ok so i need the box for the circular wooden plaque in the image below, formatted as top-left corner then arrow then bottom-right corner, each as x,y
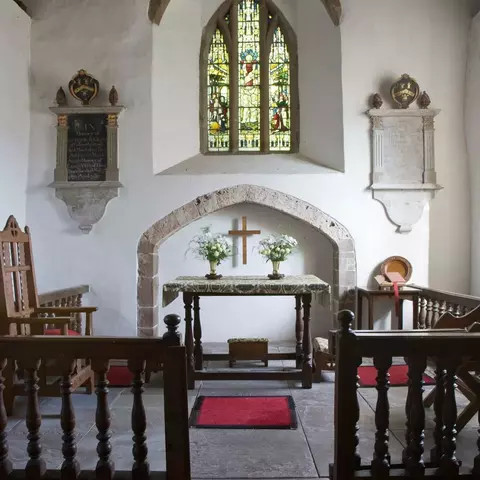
380,256 -> 412,282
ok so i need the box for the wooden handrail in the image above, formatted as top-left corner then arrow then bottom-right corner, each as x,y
0,321 -> 191,480
333,309 -> 480,480
38,285 -> 90,306
411,284 -> 480,310
408,285 -> 480,329
38,285 -> 91,334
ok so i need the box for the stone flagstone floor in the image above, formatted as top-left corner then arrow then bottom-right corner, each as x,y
5,343 -> 480,479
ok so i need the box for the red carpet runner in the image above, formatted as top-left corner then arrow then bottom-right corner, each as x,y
190,396 -> 297,429
358,364 -> 435,387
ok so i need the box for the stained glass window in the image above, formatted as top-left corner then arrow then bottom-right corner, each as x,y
202,0 -> 298,154
208,29 -> 230,152
238,0 -> 261,151
269,27 -> 290,151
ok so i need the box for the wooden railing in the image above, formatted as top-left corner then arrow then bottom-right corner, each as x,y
333,309 -> 480,480
0,319 -> 191,480
411,285 -> 480,329
38,285 -> 90,334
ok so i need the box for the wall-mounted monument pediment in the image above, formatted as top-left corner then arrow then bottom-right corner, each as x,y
49,71 -> 125,233
367,75 -> 442,234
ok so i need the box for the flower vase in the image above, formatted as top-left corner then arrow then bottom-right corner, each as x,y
268,260 -> 285,280
205,259 -> 222,280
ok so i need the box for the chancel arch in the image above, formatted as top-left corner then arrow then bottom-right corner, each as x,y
200,0 -> 299,154
137,184 -> 356,337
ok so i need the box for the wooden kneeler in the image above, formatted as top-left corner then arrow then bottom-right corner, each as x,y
0,215 -> 97,415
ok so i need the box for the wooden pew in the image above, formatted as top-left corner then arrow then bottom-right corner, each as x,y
331,309 -> 480,480
0,319 -> 191,480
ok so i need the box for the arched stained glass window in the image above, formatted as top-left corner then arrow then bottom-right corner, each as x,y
201,0 -> 298,154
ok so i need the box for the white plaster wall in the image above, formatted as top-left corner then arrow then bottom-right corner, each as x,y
424,0 -> 471,293
341,0 -> 471,295
152,0 -> 345,173
0,2 -> 31,225
24,0 -> 470,337
159,204 -> 333,341
466,11 -> 480,295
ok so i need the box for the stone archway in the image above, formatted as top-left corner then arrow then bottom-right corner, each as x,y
137,184 -> 356,336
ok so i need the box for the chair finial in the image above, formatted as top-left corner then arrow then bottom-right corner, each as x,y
4,215 -> 21,237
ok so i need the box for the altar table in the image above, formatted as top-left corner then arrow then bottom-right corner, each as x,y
163,275 -> 331,389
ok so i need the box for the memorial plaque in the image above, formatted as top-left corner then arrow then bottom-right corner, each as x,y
67,114 -> 107,181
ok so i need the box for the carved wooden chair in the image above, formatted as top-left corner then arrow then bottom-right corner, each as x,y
423,306 -> 480,433
0,215 -> 97,415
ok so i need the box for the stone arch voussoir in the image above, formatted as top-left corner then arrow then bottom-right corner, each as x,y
137,184 -> 356,336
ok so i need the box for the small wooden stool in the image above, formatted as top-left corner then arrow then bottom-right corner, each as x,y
228,338 -> 268,367
313,331 -> 336,382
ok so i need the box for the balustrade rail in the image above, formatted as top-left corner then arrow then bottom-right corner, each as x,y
411,285 -> 480,329
0,333 -> 190,480
38,285 -> 90,334
333,309 -> 480,480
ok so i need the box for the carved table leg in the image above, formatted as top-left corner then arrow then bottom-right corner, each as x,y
302,294 -> 313,389
357,292 -> 363,330
412,294 -> 419,330
193,295 -> 203,371
295,295 -> 303,369
368,296 -> 374,330
398,299 -> 404,330
184,293 -> 195,390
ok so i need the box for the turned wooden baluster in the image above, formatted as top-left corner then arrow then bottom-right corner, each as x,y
0,358 -> 12,478
439,300 -> 447,317
473,390 -> 480,476
405,355 -> 427,477
371,354 -> 392,477
60,358 -> 79,480
334,310 -> 361,480
128,358 -> 149,480
18,357 -> 46,479
418,296 -> 427,330
439,356 -> 460,477
431,362 -> 445,465
425,298 -> 433,329
93,360 -> 114,480
402,369 -> 412,464
432,300 -> 440,327
193,295 -> 203,371
75,294 -> 82,334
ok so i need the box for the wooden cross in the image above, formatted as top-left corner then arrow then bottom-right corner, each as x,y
228,216 -> 261,265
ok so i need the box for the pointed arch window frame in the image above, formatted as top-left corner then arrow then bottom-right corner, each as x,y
200,0 -> 299,155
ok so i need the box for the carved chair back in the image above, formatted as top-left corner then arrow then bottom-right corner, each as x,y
0,216 -> 40,333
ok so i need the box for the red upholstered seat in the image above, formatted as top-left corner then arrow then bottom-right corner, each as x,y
44,329 -> 81,336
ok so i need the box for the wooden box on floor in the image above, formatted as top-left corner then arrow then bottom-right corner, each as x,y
313,330 -> 336,382
228,338 -> 269,367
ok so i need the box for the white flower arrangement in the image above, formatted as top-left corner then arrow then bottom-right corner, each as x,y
190,226 -> 232,265
258,234 -> 298,262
